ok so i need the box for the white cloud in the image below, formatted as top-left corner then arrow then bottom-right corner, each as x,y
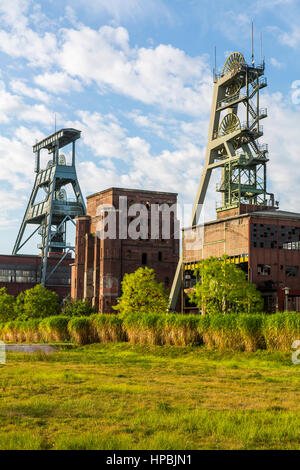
56,25 -> 211,114
34,72 -> 83,94
68,0 -> 172,24
0,133 -> 33,190
10,79 -> 50,103
0,80 -> 57,126
279,26 -> 300,48
263,92 -> 300,210
0,0 -> 57,67
270,57 -> 284,68
70,110 -> 127,160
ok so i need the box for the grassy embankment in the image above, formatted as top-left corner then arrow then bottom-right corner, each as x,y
1,343 -> 300,450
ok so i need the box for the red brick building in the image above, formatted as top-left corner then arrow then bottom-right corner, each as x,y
71,187 -> 179,312
0,253 -> 72,299
182,206 -> 300,313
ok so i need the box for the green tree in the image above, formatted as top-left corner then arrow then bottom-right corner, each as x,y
188,255 -> 263,315
0,287 -> 16,322
113,267 -> 169,316
15,284 -> 60,320
61,299 -> 96,317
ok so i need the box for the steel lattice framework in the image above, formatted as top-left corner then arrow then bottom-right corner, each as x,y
12,128 -> 86,287
169,52 -> 277,310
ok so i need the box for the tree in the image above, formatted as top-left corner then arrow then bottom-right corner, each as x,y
188,255 -> 263,315
113,267 -> 169,316
15,284 -> 60,320
61,299 -> 97,317
0,287 -> 16,322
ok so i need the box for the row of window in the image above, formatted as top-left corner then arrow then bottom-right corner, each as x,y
258,264 -> 299,277
141,252 -> 163,264
251,224 -> 300,249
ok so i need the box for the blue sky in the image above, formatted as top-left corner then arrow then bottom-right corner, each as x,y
1,0 -> 300,254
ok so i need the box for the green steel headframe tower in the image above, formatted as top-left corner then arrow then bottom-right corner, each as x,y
169,51 -> 278,310
12,128 -> 86,286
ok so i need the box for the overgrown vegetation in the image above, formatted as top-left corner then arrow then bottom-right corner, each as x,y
61,299 -> 96,317
1,312 -> 300,352
14,284 -> 60,320
113,267 -> 169,316
0,288 -> 15,322
188,255 -> 263,314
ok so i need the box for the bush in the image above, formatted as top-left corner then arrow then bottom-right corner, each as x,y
61,299 -> 97,317
15,284 -> 60,320
0,287 -> 16,322
113,267 -> 169,316
188,255 -> 263,315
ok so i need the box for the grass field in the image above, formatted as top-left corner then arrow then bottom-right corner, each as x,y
1,343 -> 300,450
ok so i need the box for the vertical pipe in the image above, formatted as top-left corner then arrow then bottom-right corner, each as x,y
72,141 -> 75,166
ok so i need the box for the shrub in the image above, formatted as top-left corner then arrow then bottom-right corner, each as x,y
188,255 -> 263,315
0,287 -> 16,322
61,299 -> 97,317
39,316 -> 70,342
113,267 -> 169,316
15,284 -> 60,320
68,317 -> 92,345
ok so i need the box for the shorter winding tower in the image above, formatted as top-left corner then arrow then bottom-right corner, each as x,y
12,129 -> 86,287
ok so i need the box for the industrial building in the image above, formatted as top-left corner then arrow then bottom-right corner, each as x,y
0,253 -> 71,299
182,206 -> 300,312
71,187 -> 179,312
170,52 -> 300,313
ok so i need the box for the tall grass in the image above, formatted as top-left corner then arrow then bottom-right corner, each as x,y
1,312 -> 300,352
123,313 -> 165,345
262,313 -> 300,351
67,317 -> 92,345
39,316 -> 70,342
91,314 -> 125,343
0,319 -> 42,342
162,314 -> 202,346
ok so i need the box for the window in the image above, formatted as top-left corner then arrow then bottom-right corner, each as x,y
158,251 -> 162,261
142,253 -> 147,265
258,264 -> 271,276
286,266 -> 299,277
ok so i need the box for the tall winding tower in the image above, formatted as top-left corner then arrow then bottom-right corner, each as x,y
12,128 -> 86,286
169,51 -> 278,310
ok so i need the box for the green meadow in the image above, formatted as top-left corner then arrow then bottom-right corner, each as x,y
1,343 -> 300,450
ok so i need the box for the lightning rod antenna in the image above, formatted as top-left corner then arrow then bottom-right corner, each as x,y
214,46 -> 217,80
251,21 -> 254,65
